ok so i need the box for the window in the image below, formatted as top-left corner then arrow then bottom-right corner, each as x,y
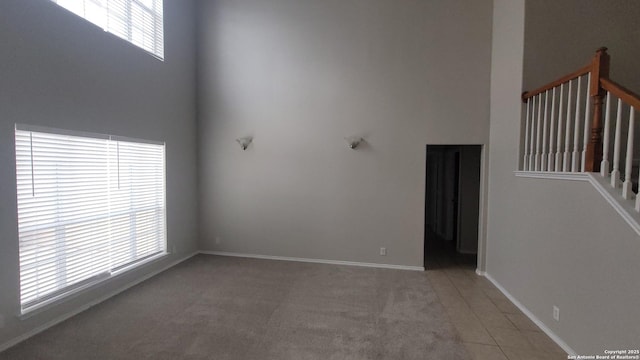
14,125 -> 166,313
50,0 -> 164,60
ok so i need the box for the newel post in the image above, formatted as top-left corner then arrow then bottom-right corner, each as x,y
584,47 -> 610,172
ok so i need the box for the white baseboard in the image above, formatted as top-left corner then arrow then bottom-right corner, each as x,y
199,251 -> 425,271
0,251 -> 198,353
479,272 -> 577,356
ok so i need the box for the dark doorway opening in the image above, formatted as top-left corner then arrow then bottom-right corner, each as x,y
424,145 -> 481,270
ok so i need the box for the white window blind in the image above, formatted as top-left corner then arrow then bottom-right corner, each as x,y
50,0 -> 164,60
15,125 -> 166,313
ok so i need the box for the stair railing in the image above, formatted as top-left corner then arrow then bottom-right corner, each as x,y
522,47 -> 609,172
599,78 -> 640,205
522,47 -> 640,207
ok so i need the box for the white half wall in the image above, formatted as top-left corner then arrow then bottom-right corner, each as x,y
196,0 -> 493,267
0,0 -> 198,347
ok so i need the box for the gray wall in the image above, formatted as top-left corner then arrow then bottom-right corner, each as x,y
0,0 -> 198,346
196,0 -> 493,267
524,0 -> 640,93
487,0 -> 640,353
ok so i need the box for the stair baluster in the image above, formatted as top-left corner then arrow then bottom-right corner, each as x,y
581,74 -> 592,172
529,96 -> 537,171
600,92 -> 612,176
563,80 -> 574,172
548,87 -> 557,171
536,94 -> 543,171
556,84 -> 565,172
541,90 -> 550,171
523,99 -> 531,171
611,98 -> 623,188
622,107 -> 635,199
572,76 -> 582,172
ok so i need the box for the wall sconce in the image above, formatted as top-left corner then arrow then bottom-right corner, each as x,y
236,136 -> 253,150
345,136 -> 363,150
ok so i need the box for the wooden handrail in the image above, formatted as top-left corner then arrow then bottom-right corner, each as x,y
601,78 -> 640,110
522,64 -> 592,102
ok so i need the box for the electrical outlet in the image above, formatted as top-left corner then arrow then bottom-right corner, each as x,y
553,306 -> 560,321
215,237 -> 222,245
171,244 -> 177,253
380,247 -> 387,256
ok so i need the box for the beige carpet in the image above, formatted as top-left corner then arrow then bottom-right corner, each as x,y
0,255 -> 470,359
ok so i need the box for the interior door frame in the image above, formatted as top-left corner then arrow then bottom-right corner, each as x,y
423,144 -> 488,274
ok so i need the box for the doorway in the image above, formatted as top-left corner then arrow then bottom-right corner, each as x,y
424,145 -> 482,269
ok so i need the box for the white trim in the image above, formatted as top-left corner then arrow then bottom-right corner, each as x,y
514,171 -> 640,236
479,272 -> 577,356
513,170 -> 589,181
476,145 -> 489,273
585,173 -> 640,236
199,251 -> 425,271
0,251 -> 198,353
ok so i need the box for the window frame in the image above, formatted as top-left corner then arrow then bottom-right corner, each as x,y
14,124 -> 168,315
50,0 -> 165,60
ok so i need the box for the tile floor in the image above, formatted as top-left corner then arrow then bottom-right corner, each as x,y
427,264 -> 567,360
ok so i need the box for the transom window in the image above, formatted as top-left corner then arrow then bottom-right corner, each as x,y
51,0 -> 164,60
14,125 -> 166,313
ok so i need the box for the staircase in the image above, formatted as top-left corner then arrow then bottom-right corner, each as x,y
517,47 -> 640,234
